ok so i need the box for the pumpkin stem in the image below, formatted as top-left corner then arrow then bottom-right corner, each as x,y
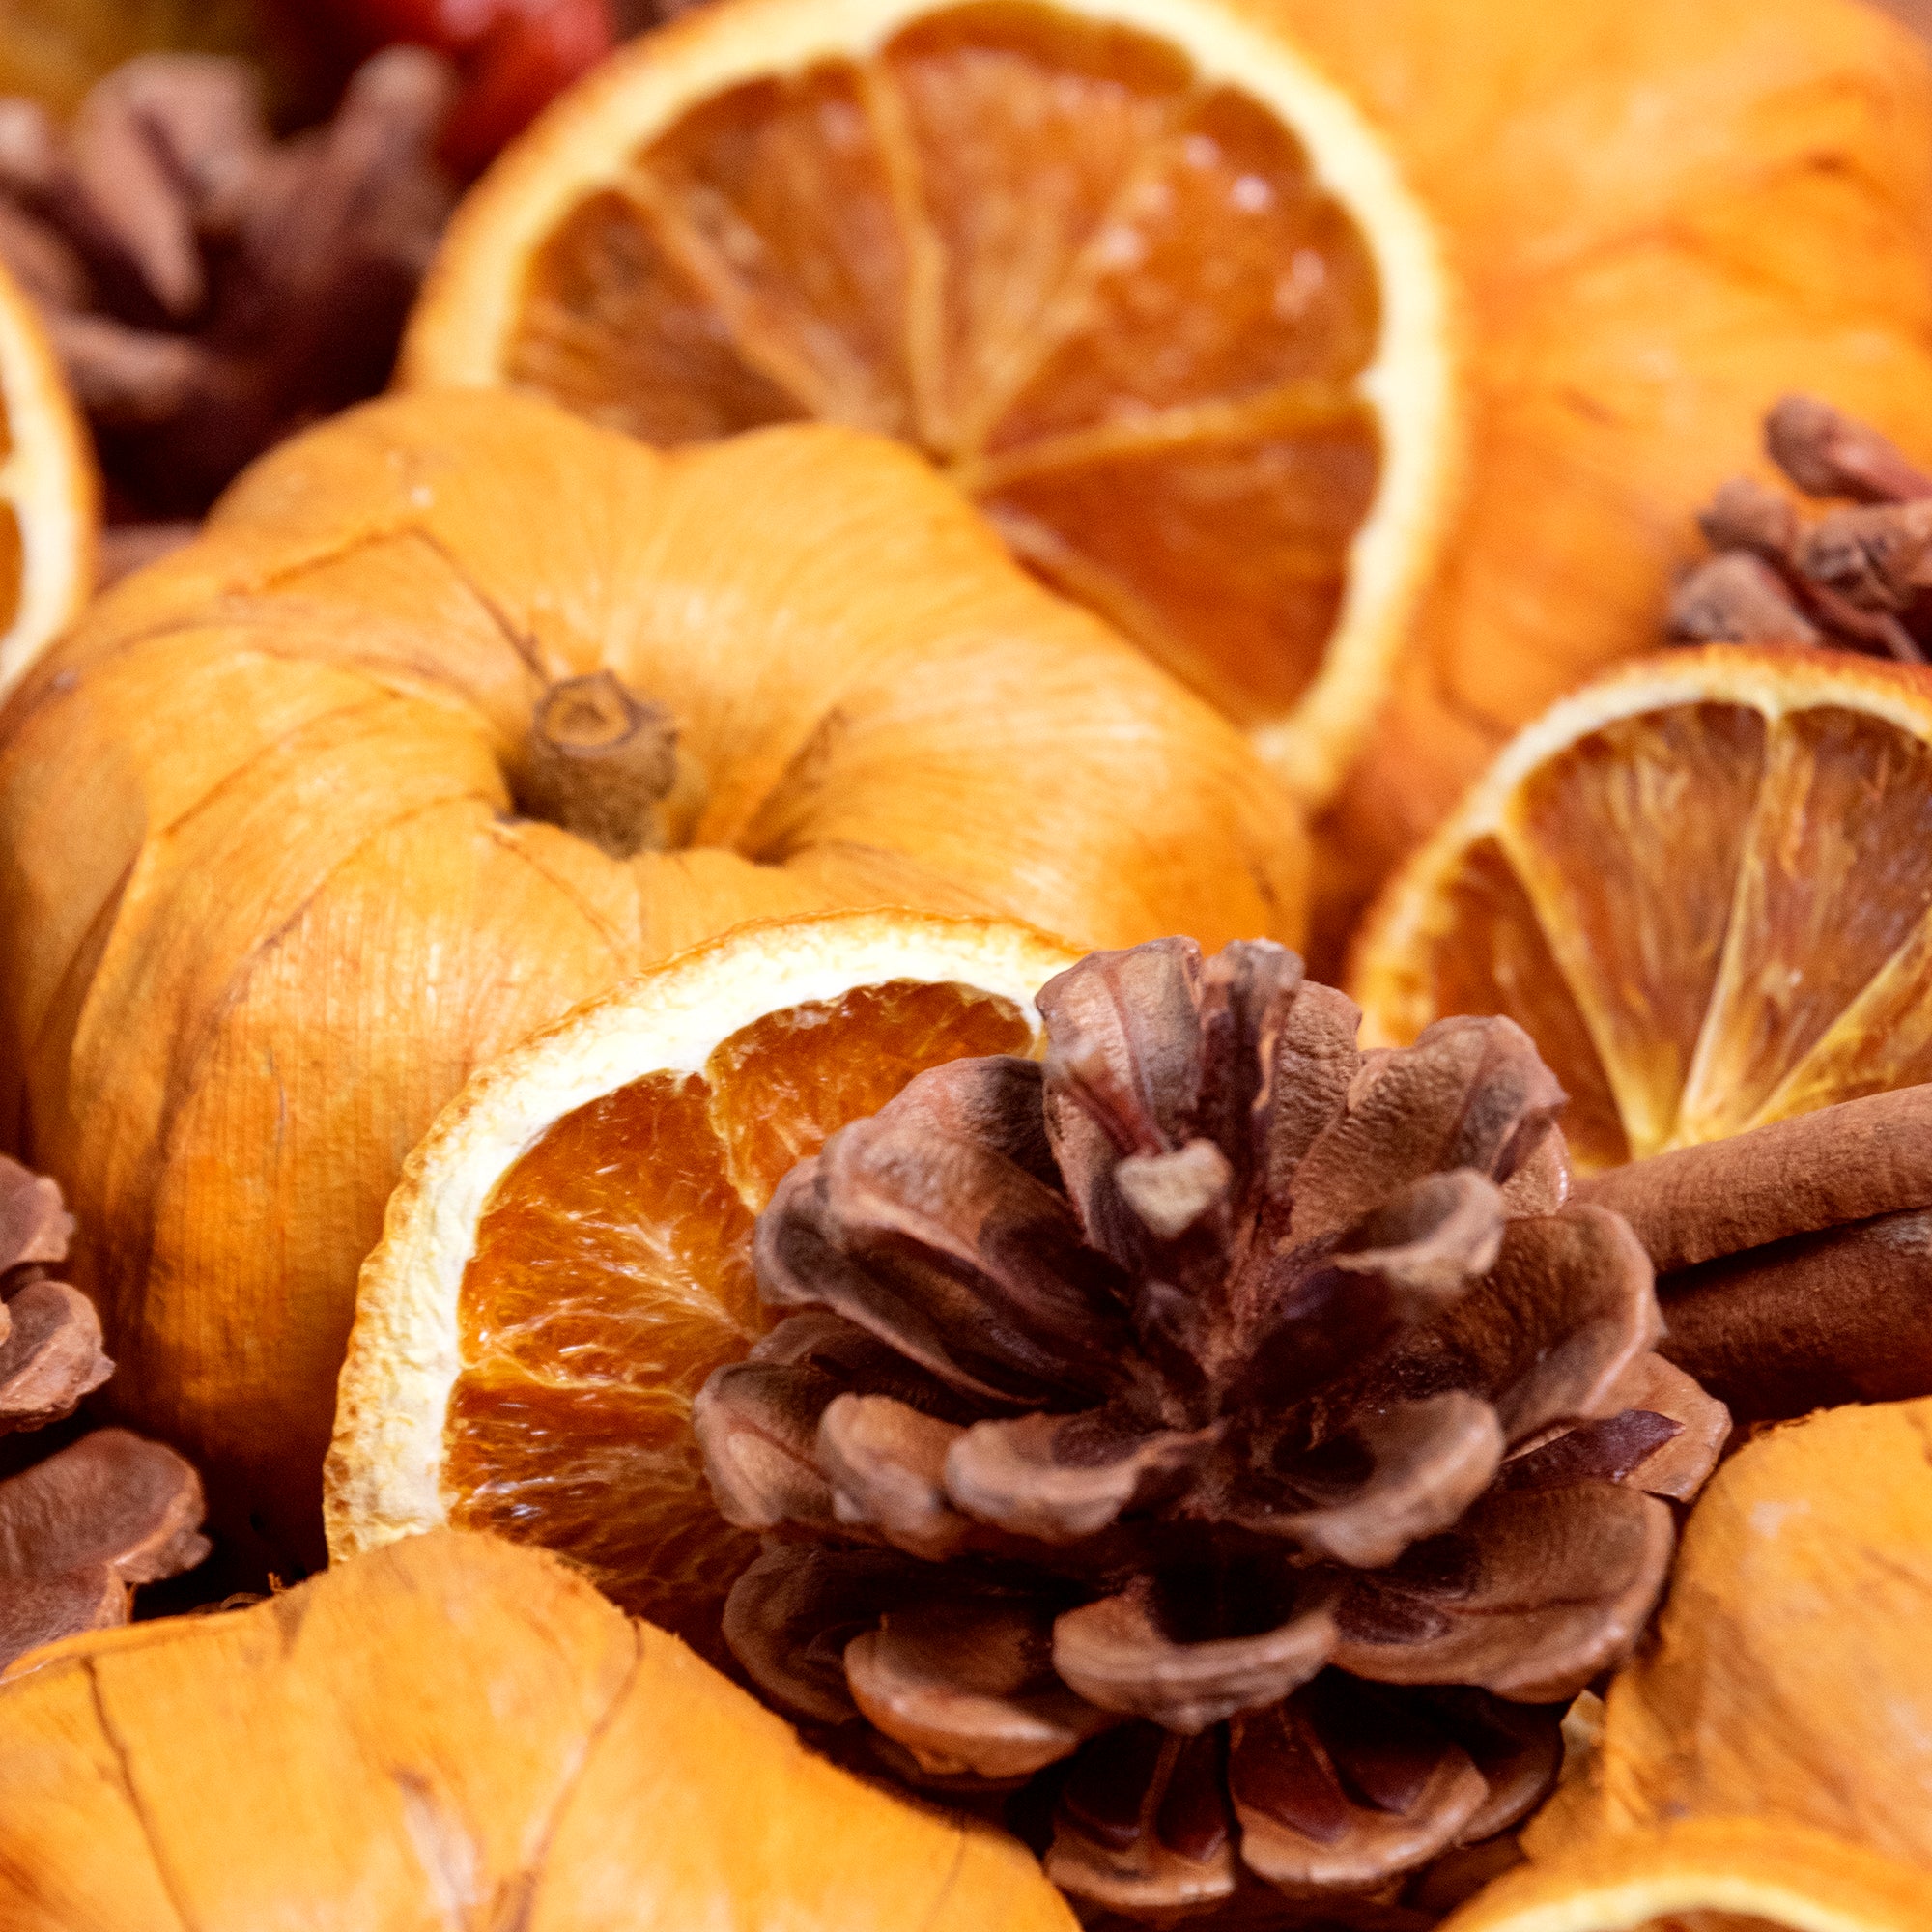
517,671 -> 698,859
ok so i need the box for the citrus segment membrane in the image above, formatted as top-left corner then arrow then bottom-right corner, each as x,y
479,0 -> 1426,770
446,979 -> 1034,1628
1352,652 -> 1932,1170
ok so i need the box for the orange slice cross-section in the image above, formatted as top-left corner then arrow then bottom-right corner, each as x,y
0,259 -> 96,701
325,909 -> 1080,1640
1349,646 -> 1932,1174
401,0 -> 1459,804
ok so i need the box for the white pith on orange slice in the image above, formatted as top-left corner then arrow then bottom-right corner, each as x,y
400,0 -> 1460,806
1438,1819 -> 1932,1932
0,259 -> 96,700
325,908 -> 1080,1637
1350,644 -> 1932,1173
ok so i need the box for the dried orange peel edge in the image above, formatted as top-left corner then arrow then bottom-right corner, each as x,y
1441,1818 -> 1932,1932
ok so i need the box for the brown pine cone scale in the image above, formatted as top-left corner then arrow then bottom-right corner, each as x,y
696,939 -> 1727,1917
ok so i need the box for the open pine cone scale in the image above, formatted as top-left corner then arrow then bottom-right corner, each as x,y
696,939 -> 1727,1916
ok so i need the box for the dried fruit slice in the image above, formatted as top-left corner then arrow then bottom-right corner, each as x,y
0,257 -> 95,699
1349,645 -> 1932,1173
1438,1819 -> 1932,1932
400,0 -> 1458,804
325,908 -> 1079,1638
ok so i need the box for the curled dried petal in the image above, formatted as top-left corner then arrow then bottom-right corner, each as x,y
1333,1484 -> 1675,1703
944,1409 -> 1211,1544
1588,1352 -> 1730,1501
1357,1208 -> 1661,1452
1048,1727 -> 1240,1915
1330,1170 -> 1506,1310
1115,1140 -> 1231,1241
755,1062 -> 1131,1408
817,1394 -> 969,1559
844,1597 -> 1113,1781
1287,1017 -> 1564,1252
21,1430 -> 205,1585
694,1358 -> 840,1534
0,1281 -> 114,1434
0,1568 -> 126,1671
0,1157 -> 71,1277
723,1544 -> 936,1725
1053,1579 -> 1337,1732
1228,1680 -> 1487,1893
1276,1393 -> 1504,1570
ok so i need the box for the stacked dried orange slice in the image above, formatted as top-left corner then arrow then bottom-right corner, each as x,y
326,909 -> 1079,1638
401,0 -> 1460,803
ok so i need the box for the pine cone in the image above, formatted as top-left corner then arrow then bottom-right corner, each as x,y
1668,395 -> 1932,663
695,939 -> 1728,1919
0,1154 -> 207,1666
0,46 -> 456,524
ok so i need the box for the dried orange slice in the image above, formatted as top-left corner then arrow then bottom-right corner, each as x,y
1438,1819 -> 1932,1932
1349,645 -> 1932,1174
400,0 -> 1459,805
325,908 -> 1079,1638
0,259 -> 95,700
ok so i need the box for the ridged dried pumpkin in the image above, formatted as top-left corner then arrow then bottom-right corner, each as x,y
1290,0 -> 1932,934
0,1527 -> 1076,1931
0,387 -> 1301,1578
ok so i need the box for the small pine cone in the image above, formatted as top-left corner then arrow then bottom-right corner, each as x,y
1670,394 -> 1932,663
695,939 -> 1728,1918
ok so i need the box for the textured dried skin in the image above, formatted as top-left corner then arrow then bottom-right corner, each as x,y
0,1428 -> 207,1668
0,1529 -> 1078,1932
697,938 -> 1722,1913
1577,1086 -> 1932,1416
1525,1400 -> 1932,1877
0,389 -> 1305,1579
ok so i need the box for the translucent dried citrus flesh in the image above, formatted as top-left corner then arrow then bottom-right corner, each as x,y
504,1 -> 1382,730
1350,652 -> 1932,1174
445,979 -> 1033,1634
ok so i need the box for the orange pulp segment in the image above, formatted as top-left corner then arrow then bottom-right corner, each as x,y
402,0 -> 1458,801
1349,647 -> 1932,1173
445,978 -> 1034,1632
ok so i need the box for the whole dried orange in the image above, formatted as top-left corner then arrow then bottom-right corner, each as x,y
0,1530 -> 1076,1931
400,0 -> 1460,805
1438,1819 -> 1932,1932
1349,645 -> 1932,1173
327,908 -> 1080,1639
0,258 -> 95,701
